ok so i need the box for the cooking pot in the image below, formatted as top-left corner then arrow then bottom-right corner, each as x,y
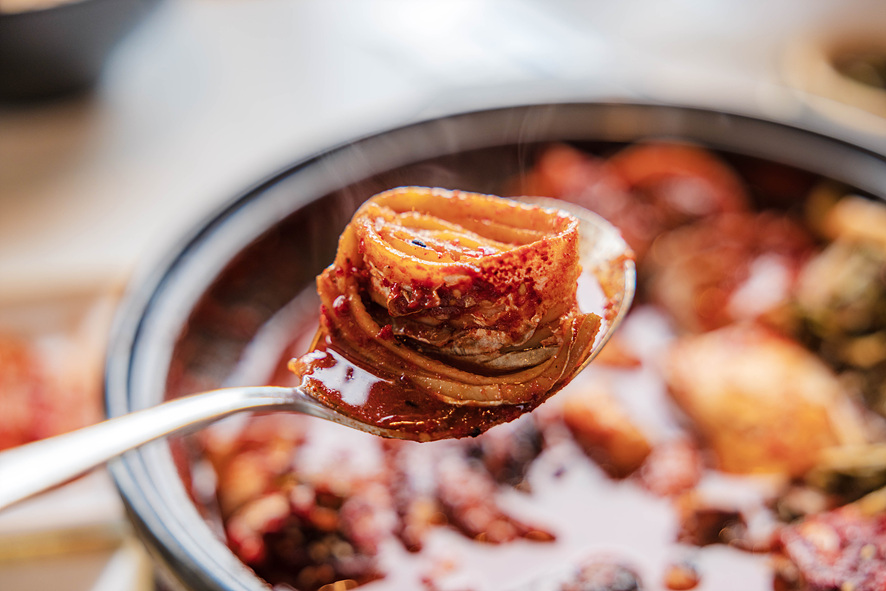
104,101 -> 886,591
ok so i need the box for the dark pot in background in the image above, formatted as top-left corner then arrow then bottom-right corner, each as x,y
0,0 -> 158,102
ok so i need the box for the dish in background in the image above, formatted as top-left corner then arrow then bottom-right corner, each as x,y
783,30 -> 886,134
0,286 -> 153,591
0,290 -> 115,450
0,0 -> 158,102
104,102 -> 886,591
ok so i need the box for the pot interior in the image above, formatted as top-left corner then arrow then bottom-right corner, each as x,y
106,102 -> 886,591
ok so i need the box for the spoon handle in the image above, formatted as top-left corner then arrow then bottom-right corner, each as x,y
0,386 -> 297,512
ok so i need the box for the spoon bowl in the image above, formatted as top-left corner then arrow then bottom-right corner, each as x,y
0,198 -> 634,511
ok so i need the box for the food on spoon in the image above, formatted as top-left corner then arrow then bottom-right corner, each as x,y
290,187 -> 604,439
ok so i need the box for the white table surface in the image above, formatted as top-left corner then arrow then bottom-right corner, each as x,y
1,0 -> 885,589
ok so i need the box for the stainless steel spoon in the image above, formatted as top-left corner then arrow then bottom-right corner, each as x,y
0,198 -> 635,512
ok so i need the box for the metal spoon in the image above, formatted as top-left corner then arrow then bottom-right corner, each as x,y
0,198 -> 635,511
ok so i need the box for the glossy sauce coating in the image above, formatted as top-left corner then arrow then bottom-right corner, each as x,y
297,340 -> 532,440
290,187 -> 605,440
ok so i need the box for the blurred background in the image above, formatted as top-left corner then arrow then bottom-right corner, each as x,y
1,0 -> 886,589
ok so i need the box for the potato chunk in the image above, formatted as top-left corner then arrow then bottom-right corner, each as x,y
664,324 -> 861,477
561,385 -> 652,478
